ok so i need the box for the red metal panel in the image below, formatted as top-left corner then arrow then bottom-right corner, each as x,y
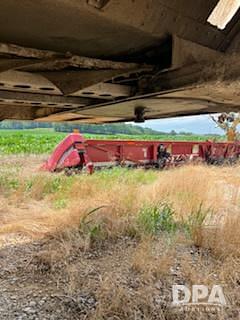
41,132 -> 86,171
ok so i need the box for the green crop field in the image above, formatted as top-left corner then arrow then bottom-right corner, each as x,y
0,129 -> 223,154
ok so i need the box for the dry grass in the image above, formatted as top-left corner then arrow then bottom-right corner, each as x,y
0,158 -> 239,256
131,238 -> 175,280
93,276 -> 165,320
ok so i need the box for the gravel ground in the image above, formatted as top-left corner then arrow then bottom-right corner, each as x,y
0,236 -> 141,320
0,234 -> 239,320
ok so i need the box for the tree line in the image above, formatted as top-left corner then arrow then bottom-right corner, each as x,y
0,120 -> 161,135
0,120 -> 221,137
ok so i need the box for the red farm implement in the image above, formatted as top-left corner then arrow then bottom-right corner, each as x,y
41,132 -> 240,174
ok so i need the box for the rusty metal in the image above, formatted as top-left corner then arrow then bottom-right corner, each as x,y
0,42 -> 60,59
0,1 -> 228,58
0,1 -> 239,122
0,58 -> 39,73
19,55 -> 145,72
0,89 -> 100,108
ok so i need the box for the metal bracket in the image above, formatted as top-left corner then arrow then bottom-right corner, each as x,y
87,0 -> 110,9
134,106 -> 145,123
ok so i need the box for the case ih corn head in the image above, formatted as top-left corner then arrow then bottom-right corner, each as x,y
42,132 -> 240,174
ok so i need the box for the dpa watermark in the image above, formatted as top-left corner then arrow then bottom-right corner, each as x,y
172,285 -> 227,313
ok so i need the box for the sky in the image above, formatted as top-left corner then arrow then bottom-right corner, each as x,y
135,114 -> 224,135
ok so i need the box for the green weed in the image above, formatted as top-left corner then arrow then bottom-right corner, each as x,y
79,206 -> 107,241
0,174 -> 20,193
54,199 -> 68,209
137,202 -> 177,235
183,203 -> 211,246
185,204 -> 208,231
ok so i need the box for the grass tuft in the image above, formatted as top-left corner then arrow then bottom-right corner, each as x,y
137,202 -> 177,235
